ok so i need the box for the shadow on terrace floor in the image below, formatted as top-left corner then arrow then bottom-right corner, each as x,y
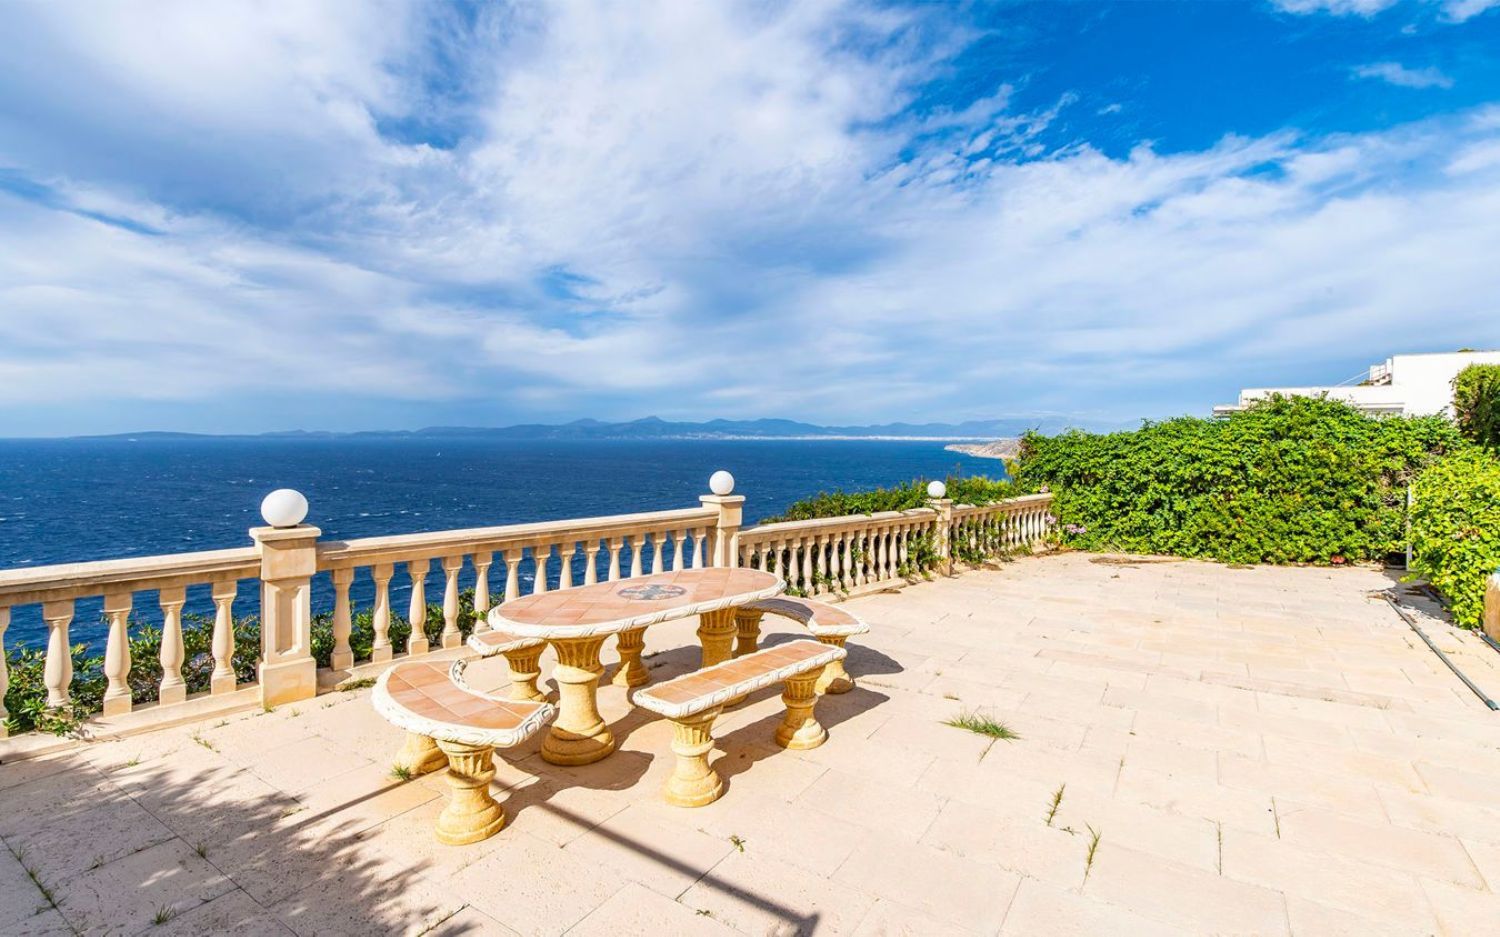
0,743 -> 463,935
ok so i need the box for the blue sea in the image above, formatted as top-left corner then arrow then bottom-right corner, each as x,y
0,437 -> 996,649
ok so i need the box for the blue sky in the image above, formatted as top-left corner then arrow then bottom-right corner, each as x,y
1,0 -> 1498,436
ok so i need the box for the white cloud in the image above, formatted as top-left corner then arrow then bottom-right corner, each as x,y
0,1 -> 1498,433
1276,0 -> 1500,21
1442,0 -> 1500,21
1270,0 -> 1399,16
1352,62 -> 1455,89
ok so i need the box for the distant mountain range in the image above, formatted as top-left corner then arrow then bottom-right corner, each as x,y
80,415 -> 1092,441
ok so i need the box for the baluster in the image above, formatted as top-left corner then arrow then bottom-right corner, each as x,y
813,534 -> 828,594
101,591 -> 132,715
159,585 -> 187,706
584,540 -> 601,586
652,531 -> 665,574
608,536 -> 624,581
473,551 -> 493,631
372,563 -> 395,662
693,529 -> 707,568
211,579 -> 239,693
0,606 -> 8,736
839,532 -> 852,590
441,555 -> 464,648
42,600 -> 73,707
559,542 -> 575,589
533,544 -> 551,595
630,534 -> 644,578
408,559 -> 430,655
503,549 -> 520,602
671,530 -> 684,571
329,568 -> 354,670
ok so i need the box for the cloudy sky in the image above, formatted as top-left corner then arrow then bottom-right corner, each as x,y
2,0 -> 1498,436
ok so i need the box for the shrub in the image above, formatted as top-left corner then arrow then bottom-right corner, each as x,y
1410,448 -> 1500,628
1015,395 -> 1463,565
764,474 -> 1019,522
1453,363 -> 1500,450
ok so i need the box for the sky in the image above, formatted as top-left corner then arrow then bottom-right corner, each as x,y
1,0 -> 1499,437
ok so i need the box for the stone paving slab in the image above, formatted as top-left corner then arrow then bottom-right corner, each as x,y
4,552 -> 1500,935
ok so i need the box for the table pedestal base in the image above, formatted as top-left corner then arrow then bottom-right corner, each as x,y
611,627 -> 650,688
542,636 -> 616,766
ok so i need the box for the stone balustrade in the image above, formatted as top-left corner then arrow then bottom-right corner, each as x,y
736,491 -> 1056,597
737,509 -> 937,597
947,493 -> 1056,571
0,475 -> 1049,746
0,481 -> 743,742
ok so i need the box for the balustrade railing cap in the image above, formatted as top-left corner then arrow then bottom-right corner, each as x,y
250,525 -> 323,545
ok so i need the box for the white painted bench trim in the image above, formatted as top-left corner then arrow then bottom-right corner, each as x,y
743,597 -> 870,638
372,659 -> 555,749
633,640 -> 846,720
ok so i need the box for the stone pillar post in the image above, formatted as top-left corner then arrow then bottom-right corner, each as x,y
926,480 -> 954,577
251,489 -> 320,707
700,470 -> 744,568
1485,569 -> 1500,645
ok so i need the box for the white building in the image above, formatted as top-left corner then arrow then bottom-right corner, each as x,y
1214,351 -> 1500,418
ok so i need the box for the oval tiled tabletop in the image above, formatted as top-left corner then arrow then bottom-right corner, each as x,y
487,567 -> 784,639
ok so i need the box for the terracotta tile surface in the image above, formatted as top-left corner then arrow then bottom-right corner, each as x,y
489,567 -> 782,638
635,639 -> 837,715
385,663 -> 545,731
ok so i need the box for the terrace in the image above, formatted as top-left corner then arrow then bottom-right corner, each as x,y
3,487 -> 1500,935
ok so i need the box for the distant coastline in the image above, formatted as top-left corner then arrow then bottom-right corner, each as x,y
42,415 -> 1082,443
944,438 -> 1022,461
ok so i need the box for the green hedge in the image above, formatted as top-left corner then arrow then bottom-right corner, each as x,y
3,590 -> 491,736
1410,448 -> 1500,628
1453,363 -> 1500,451
764,474 -> 1019,522
1015,395 -> 1463,565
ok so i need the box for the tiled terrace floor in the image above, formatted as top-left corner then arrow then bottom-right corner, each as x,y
5,553 -> 1500,935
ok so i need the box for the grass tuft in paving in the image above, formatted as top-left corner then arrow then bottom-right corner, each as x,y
942,710 -> 1019,740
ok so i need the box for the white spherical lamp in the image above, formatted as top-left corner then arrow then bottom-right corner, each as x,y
926,480 -> 947,499
709,470 -> 735,496
260,489 -> 309,528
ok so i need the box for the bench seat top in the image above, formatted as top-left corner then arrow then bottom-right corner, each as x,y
467,629 -> 545,657
633,639 -> 845,720
373,660 -> 554,748
743,597 -> 869,637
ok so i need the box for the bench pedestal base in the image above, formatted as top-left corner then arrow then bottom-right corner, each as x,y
502,646 -> 547,702
664,707 -> 725,807
435,740 -> 505,845
776,673 -> 828,750
814,636 -> 854,694
393,732 -> 448,776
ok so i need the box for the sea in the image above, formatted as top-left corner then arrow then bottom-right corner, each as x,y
0,437 -> 998,649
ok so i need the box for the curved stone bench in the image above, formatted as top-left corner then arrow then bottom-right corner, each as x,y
633,639 -> 846,808
373,659 -> 555,845
467,629 -> 549,702
734,597 -> 870,694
